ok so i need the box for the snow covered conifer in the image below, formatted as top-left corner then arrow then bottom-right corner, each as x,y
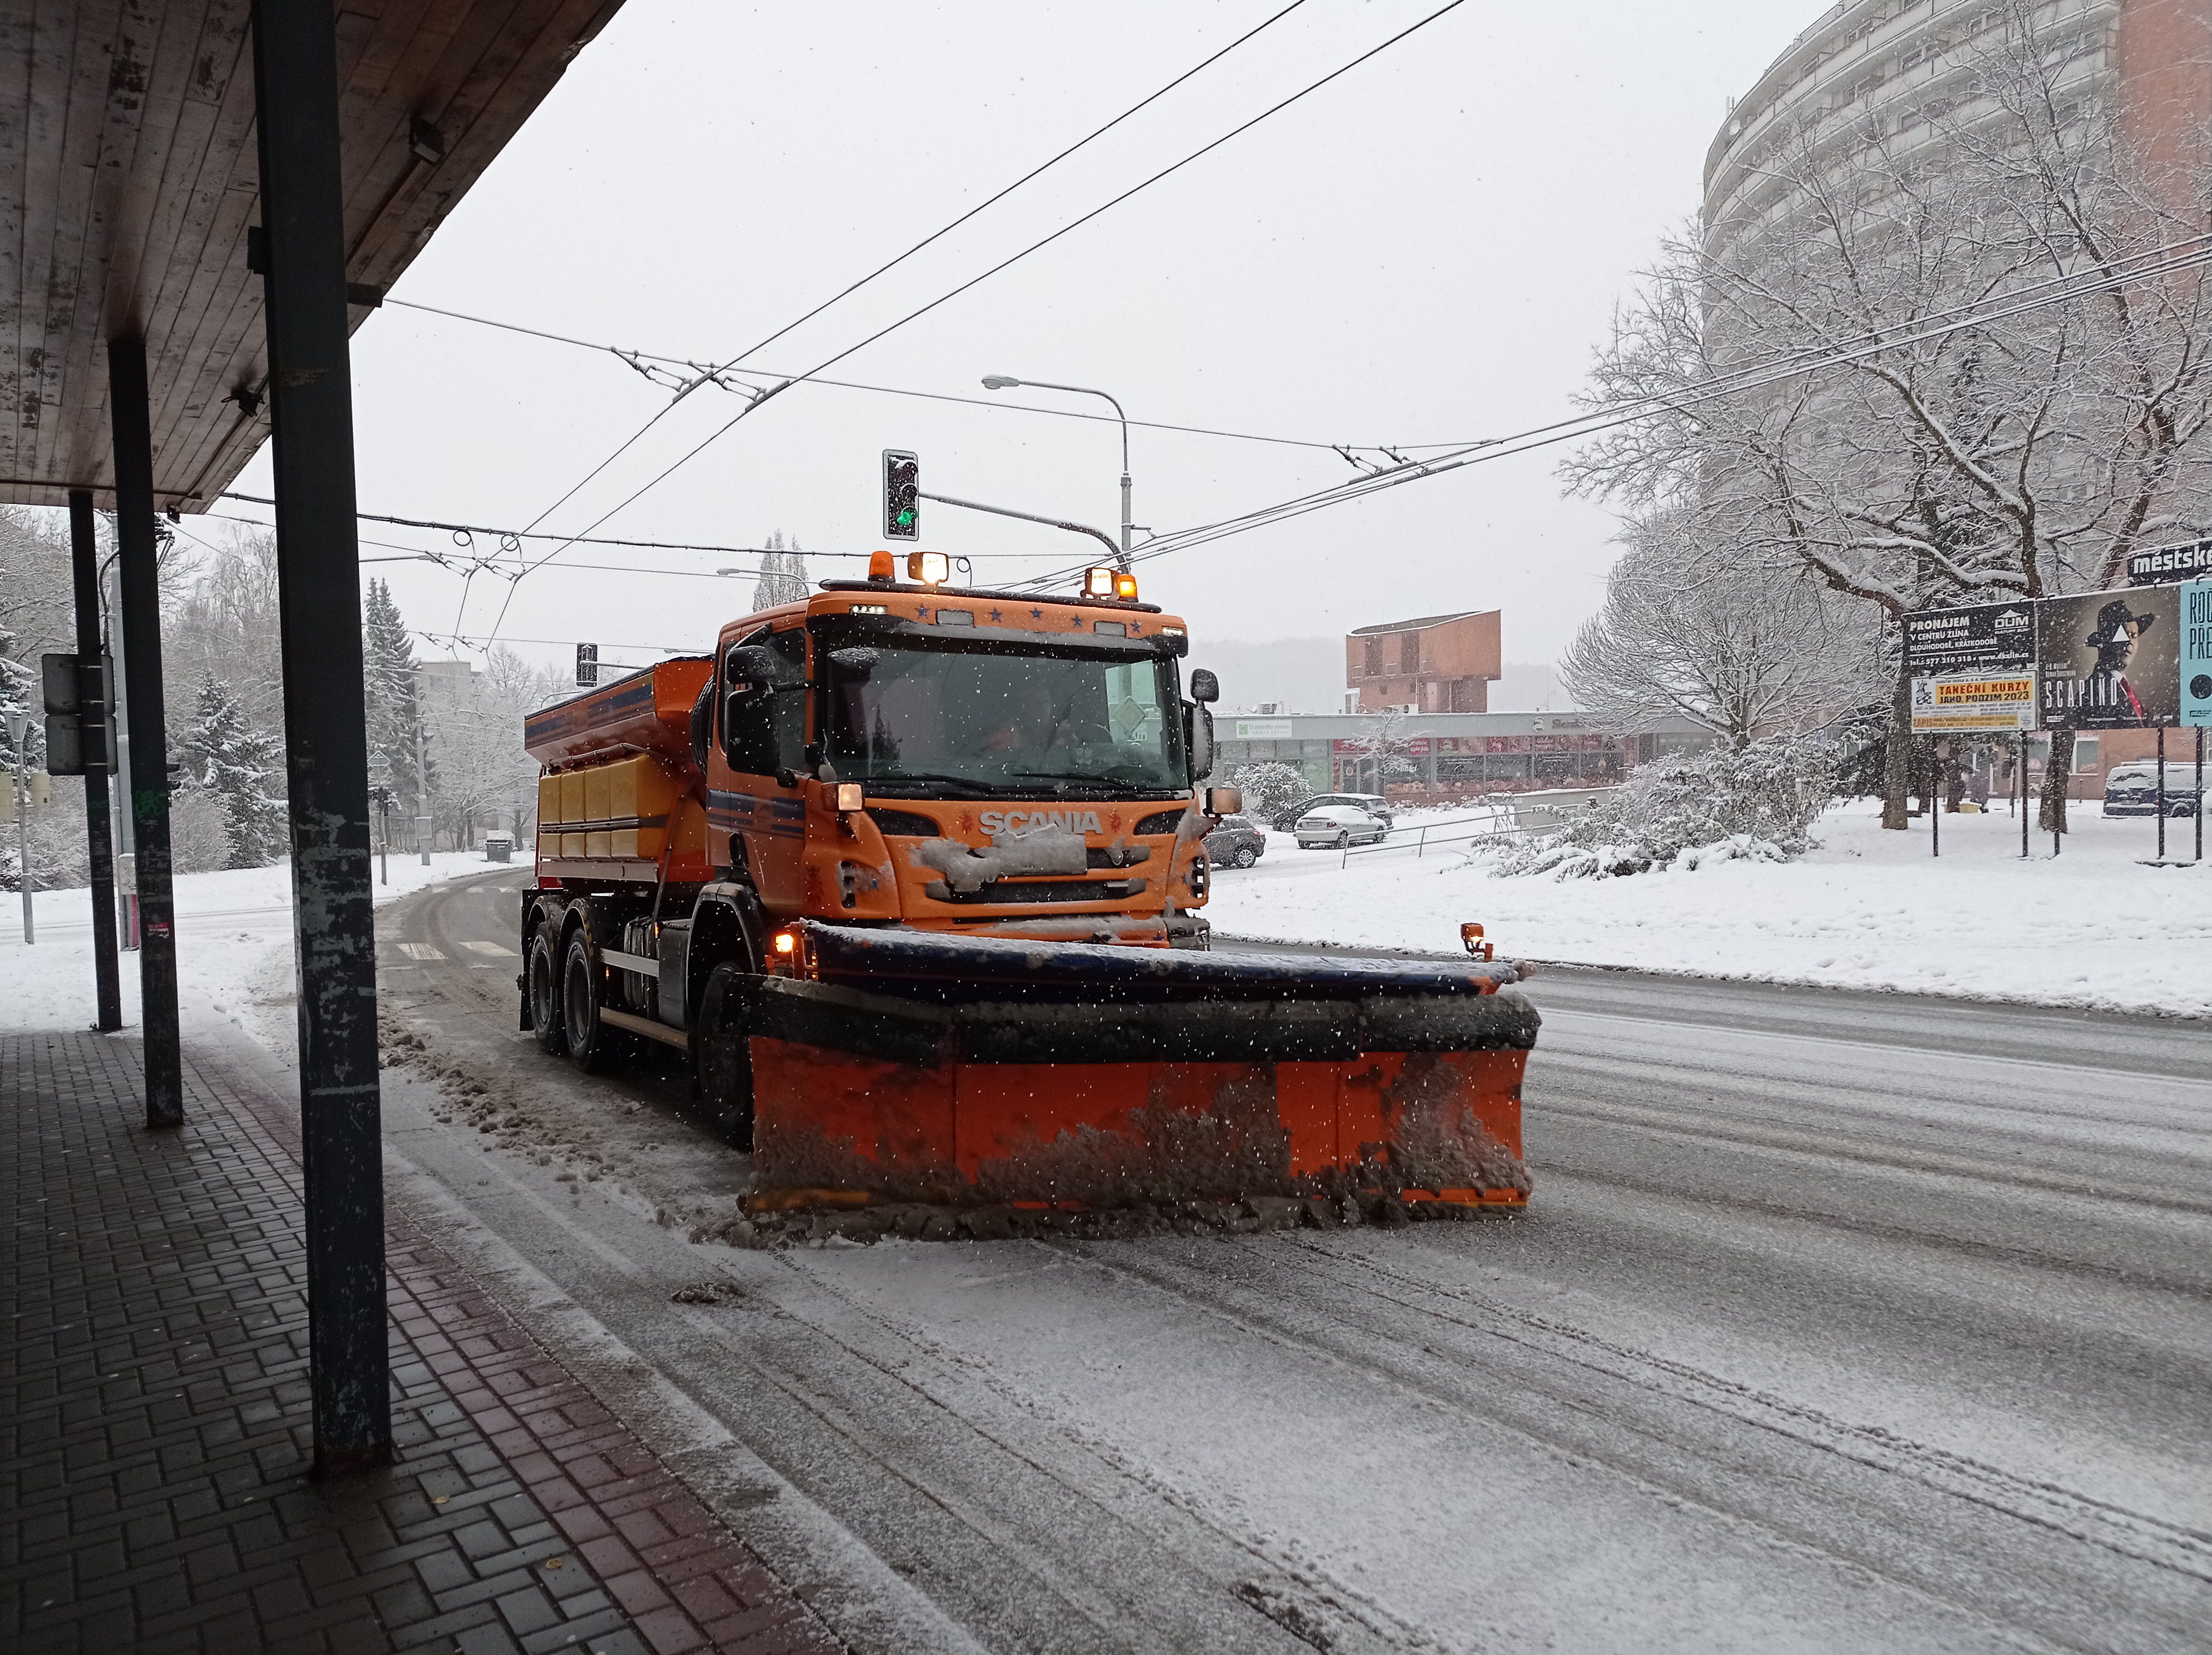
362,579 -> 430,815
183,675 -> 287,868
751,531 -> 809,611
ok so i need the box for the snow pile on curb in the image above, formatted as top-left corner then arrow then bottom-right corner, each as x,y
1207,801 -> 2211,1019
0,852 -> 498,1037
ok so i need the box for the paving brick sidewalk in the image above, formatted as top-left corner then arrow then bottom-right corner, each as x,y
1,1031 -> 839,1655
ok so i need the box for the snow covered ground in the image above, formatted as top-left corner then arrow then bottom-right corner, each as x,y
7,800 -> 2208,1034
0,851 -> 494,1037
1207,798 -> 2212,1019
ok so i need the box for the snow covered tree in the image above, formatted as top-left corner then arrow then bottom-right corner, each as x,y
750,530 -> 809,611
420,647 -> 568,849
181,675 -> 287,868
1561,511 -> 1880,749
1226,761 -> 1308,819
362,579 -> 431,823
1565,4 -> 2212,832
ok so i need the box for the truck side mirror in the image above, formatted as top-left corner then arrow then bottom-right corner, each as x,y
725,644 -> 777,683
1188,668 -> 1219,704
1187,704 -> 1215,780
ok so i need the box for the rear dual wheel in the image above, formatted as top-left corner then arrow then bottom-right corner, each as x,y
528,928 -> 565,1057
561,928 -> 632,1073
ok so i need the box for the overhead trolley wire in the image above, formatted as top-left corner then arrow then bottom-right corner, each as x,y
385,297 -> 1355,454
1011,230 -> 2212,590
482,0 -> 1478,650
492,0 -> 1317,558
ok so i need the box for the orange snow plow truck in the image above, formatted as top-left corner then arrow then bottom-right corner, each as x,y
519,560 -> 1536,1229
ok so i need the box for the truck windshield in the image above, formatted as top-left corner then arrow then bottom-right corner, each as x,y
825,638 -> 1187,798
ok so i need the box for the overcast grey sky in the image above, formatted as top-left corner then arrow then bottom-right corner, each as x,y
221,0 -> 1795,679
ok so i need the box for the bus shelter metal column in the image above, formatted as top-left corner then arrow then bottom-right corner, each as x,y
69,490 -> 123,1031
109,338 -> 182,1125
252,0 -> 391,1474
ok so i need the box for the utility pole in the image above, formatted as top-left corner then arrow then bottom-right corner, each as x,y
6,711 -> 29,944
414,696 -> 431,865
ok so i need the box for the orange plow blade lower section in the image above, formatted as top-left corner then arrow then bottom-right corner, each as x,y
739,925 -> 1538,1222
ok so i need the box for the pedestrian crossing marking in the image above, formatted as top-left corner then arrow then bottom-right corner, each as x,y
462,939 -> 518,957
397,943 -> 445,960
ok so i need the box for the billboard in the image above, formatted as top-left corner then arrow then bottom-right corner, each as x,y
2127,537 -> 2212,587
2037,585 -> 2183,730
2184,581 -> 2212,728
1903,601 -> 2037,732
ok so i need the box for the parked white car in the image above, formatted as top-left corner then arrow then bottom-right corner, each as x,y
1294,804 -> 1389,849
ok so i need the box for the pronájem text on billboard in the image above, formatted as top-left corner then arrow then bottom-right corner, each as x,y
2037,584 -> 2183,729
1903,601 -> 2037,732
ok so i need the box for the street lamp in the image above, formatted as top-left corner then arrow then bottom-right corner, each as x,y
982,375 -> 1134,568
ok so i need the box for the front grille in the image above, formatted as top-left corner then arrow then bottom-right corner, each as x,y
1134,809 -> 1186,835
922,877 -> 1149,906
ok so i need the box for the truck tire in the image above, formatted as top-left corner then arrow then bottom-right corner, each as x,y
528,928 -> 565,1057
695,961 -> 755,1151
562,927 -> 629,1072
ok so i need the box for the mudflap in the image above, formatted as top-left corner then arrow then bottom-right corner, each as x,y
736,924 -> 1537,1235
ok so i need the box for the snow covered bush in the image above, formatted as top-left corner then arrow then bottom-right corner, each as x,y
1474,736 -> 1837,879
1227,761 -> 1308,819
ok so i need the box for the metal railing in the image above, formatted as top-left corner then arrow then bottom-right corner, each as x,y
1300,789 -> 1618,869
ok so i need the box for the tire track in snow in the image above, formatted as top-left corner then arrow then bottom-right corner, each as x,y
1054,1235 -> 2209,1655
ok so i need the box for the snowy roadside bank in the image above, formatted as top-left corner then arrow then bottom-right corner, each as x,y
0,851 -> 500,1038
1206,800 -> 2212,1021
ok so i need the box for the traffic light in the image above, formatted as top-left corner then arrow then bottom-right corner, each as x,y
883,449 -> 920,541
40,652 -> 112,776
576,642 -> 598,688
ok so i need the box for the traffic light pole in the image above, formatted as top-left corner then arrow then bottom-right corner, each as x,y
70,491 -> 123,1031
7,720 -> 28,946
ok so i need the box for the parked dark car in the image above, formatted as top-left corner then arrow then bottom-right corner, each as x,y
1269,792 -> 1395,832
1202,814 -> 1267,870
2104,762 -> 2204,818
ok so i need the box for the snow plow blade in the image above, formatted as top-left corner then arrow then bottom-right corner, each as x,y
743,923 -> 1537,1224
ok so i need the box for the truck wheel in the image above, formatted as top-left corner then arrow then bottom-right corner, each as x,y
695,961 -> 755,1151
562,928 -> 628,1073
1233,845 -> 1256,869
528,928 -> 565,1057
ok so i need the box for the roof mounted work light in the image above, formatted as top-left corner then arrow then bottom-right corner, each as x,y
907,550 -> 951,585
1083,565 -> 1136,600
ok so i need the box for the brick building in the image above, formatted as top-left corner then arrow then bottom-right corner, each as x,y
1344,610 -> 1501,713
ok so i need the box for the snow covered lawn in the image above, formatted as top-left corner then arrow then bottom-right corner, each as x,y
1208,799 -> 2212,1019
0,851 -> 497,1037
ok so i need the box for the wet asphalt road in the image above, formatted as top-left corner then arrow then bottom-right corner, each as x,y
372,868 -> 2212,1655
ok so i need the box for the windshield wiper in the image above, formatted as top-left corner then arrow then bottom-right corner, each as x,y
854,771 -> 1019,799
1008,771 -> 1185,797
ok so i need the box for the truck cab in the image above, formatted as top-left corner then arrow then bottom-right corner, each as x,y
705,574 -> 1216,945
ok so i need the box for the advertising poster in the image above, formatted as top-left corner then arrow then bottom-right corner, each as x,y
2037,585 -> 2183,730
2127,538 -> 2212,587
2184,581 -> 2212,728
1902,601 -> 2037,732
